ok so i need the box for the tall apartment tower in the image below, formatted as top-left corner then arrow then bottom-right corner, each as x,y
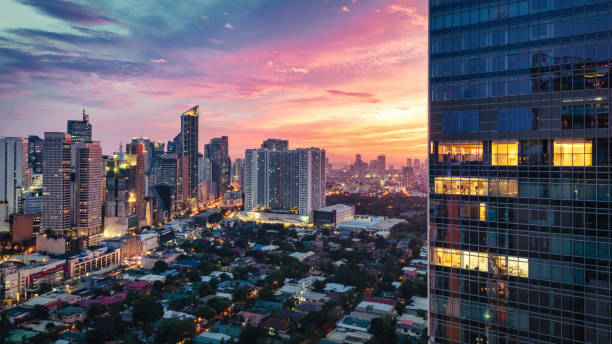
27,135 -> 43,175
429,1 -> 612,343
205,136 -> 230,198
244,144 -> 324,216
261,138 -> 289,151
297,148 -> 325,216
180,106 -> 199,207
72,141 -> 103,237
67,109 -> 92,142
42,133 -> 72,232
376,154 -> 386,175
0,137 -> 26,232
136,144 -> 146,225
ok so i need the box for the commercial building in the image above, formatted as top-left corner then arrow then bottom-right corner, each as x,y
376,154 -> 386,176
66,109 -> 92,143
180,106 -> 199,207
9,213 -> 39,242
312,204 -> 355,227
244,142 -> 325,217
71,141 -> 103,238
429,1 -> 612,343
42,133 -> 72,233
1,257 -> 66,303
66,247 -> 121,279
205,136 -> 230,198
0,137 -> 27,232
135,144 -> 146,227
27,135 -> 43,175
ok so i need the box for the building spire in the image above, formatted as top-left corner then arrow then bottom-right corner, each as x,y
82,108 -> 89,123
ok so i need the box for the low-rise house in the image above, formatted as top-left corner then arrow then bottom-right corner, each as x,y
323,328 -> 373,344
324,283 -> 355,294
51,306 -> 87,324
1,306 -> 30,324
296,290 -> 329,303
162,310 -> 196,320
124,280 -> 153,294
7,329 -> 38,343
193,332 -> 236,344
209,323 -> 243,340
355,300 -> 395,317
261,318 -> 291,339
23,296 -> 62,311
237,311 -> 266,326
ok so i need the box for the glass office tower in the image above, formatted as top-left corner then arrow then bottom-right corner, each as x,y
428,1 -> 611,343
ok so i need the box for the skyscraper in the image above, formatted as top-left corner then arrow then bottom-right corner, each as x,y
136,144 -> 146,226
0,137 -> 26,232
67,109 -> 92,142
71,141 -> 103,238
376,154 -> 386,175
429,1 -> 612,343
244,144 -> 325,216
181,106 -> 199,207
261,138 -> 289,151
205,136 -> 230,198
296,148 -> 325,216
42,132 -> 72,232
27,135 -> 43,175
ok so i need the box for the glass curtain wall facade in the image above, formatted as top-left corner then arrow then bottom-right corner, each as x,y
429,1 -> 612,343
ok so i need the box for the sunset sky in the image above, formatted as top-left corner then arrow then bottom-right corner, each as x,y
0,0 -> 427,167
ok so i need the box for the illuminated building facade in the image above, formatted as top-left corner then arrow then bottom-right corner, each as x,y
181,106 -> 199,206
0,137 -> 27,232
429,1 -> 612,343
72,141 -> 103,239
244,143 -> 325,216
205,136 -> 230,199
42,132 -> 72,233
67,109 -> 92,143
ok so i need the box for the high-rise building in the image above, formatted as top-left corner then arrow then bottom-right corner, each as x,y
42,133 -> 72,232
429,2 -> 612,343
244,148 -> 283,210
232,158 -> 243,187
244,144 -> 325,216
352,153 -> 367,176
27,135 -> 43,175
67,109 -> 92,142
180,106 -> 199,207
205,136 -> 230,198
71,141 -> 103,238
0,137 -> 27,232
413,158 -> 420,171
261,138 -> 289,151
406,158 -> 412,168
369,159 -> 378,174
136,144 -> 146,226
297,148 -> 325,216
376,154 -> 386,175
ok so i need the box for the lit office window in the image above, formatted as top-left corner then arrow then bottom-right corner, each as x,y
431,247 -> 461,268
431,248 -> 528,278
489,179 -> 518,197
507,257 -> 529,277
438,143 -> 483,163
434,177 -> 489,195
492,141 -> 518,165
553,140 -> 592,166
479,203 -> 486,221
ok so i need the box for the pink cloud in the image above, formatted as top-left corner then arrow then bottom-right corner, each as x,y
150,58 -> 167,63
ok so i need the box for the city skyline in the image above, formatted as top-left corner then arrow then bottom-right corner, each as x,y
0,0 -> 428,165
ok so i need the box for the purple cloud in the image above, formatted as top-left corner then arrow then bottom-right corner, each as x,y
18,0 -> 117,25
